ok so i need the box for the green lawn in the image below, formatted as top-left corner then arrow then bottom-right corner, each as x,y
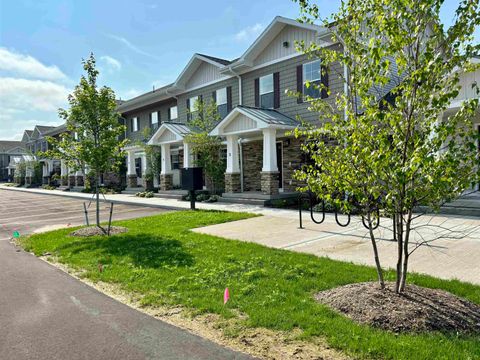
21,210 -> 480,359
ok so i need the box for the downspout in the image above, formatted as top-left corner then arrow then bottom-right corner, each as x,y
238,137 -> 244,192
226,66 -> 242,105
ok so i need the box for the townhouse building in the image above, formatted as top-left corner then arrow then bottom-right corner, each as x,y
117,16 -> 480,202
0,141 -> 26,182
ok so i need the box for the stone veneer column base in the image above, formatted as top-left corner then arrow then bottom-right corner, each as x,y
61,177 -> 68,186
127,174 -> 138,188
25,176 -> 33,186
160,174 -> 173,191
261,171 -> 280,195
75,175 -> 84,187
224,173 -> 241,193
68,176 -> 76,187
42,176 -> 50,185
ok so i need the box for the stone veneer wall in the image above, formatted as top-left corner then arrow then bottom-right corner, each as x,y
281,137 -> 305,192
241,141 -> 263,192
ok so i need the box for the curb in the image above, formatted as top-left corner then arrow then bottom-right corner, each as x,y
0,186 -> 186,212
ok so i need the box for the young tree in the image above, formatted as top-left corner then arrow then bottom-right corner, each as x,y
293,0 -> 480,292
184,98 -> 226,194
44,54 -> 127,230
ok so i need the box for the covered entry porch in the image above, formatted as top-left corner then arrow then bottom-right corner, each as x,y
211,106 -> 301,197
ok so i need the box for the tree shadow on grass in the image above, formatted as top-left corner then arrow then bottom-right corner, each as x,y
56,233 -> 194,269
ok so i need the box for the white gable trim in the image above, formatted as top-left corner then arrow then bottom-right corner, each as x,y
210,107 -> 296,136
148,123 -> 186,145
174,54 -> 229,90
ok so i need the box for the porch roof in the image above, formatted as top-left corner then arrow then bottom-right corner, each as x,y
210,105 -> 300,136
147,122 -> 193,146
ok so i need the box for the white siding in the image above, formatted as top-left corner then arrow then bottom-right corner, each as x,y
158,130 -> 176,143
185,62 -> 224,89
454,69 -> 480,103
254,25 -> 316,67
223,114 -> 257,133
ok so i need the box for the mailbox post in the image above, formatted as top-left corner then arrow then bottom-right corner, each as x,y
181,167 -> 203,210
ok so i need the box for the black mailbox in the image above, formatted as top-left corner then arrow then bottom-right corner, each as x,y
181,167 -> 203,191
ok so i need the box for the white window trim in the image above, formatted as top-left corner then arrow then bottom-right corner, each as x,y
170,106 -> 178,120
216,88 -> 227,106
189,96 -> 199,112
302,60 -> 322,98
132,117 -> 139,132
151,112 -> 158,125
259,74 -> 274,96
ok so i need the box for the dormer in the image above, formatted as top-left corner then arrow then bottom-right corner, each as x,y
221,16 -> 330,74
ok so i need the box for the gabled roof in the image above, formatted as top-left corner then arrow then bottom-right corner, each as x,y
210,105 -> 299,136
35,125 -> 56,134
147,122 -> 193,145
117,83 -> 175,113
173,53 -> 232,90
22,130 -> 33,142
0,141 -> 26,153
221,16 -> 328,73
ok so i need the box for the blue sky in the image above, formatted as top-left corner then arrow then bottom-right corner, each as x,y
0,0 -> 478,140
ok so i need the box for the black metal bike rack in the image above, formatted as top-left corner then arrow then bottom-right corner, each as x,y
361,208 -> 380,230
334,209 -> 351,227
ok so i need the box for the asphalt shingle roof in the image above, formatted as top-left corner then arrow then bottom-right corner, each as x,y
0,141 -> 25,153
197,53 -> 233,66
236,105 -> 300,126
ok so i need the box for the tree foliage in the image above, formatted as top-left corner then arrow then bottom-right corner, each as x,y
43,53 -> 127,228
184,98 -> 226,193
293,0 -> 480,292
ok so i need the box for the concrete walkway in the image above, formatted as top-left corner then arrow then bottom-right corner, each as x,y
2,185 -> 480,285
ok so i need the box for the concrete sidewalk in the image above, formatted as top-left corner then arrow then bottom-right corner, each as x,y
194,214 -> 480,285
3,185 -> 479,285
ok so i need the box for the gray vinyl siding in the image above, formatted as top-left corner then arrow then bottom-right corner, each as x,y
124,99 -> 177,142
241,49 -> 344,125
177,77 -> 239,124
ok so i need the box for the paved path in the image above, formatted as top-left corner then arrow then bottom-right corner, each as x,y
0,190 -> 254,360
194,214 -> 480,285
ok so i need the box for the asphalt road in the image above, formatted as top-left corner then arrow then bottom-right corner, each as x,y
0,189 -> 254,360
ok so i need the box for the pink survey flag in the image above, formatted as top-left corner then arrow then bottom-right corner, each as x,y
224,287 -> 230,304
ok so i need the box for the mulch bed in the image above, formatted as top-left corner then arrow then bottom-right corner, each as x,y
315,282 -> 480,334
70,226 -> 128,237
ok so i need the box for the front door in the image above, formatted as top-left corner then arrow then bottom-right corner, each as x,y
276,142 -> 283,190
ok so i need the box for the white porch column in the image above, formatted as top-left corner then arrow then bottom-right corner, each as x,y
161,144 -> 171,175
43,163 -> 48,177
75,168 -> 84,177
141,152 -> 147,176
127,150 -> 136,175
262,128 -> 277,172
226,135 -> 240,173
60,160 -> 67,176
183,142 -> 192,169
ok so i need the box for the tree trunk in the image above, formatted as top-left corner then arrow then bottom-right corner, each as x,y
367,211 -> 385,289
95,170 -> 100,228
394,213 -> 403,294
399,210 -> 413,292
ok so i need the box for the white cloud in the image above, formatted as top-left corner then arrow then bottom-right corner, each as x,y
0,47 -> 67,81
100,55 -> 122,71
106,34 -> 160,60
234,23 -> 264,42
0,77 -> 70,113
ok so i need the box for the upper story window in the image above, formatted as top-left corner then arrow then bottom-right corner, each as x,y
131,117 -> 139,132
216,87 -> 228,118
189,96 -> 199,112
150,112 -> 159,130
259,74 -> 274,109
303,60 -> 321,99
169,106 -> 178,121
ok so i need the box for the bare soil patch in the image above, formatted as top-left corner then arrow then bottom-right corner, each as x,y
315,282 -> 480,334
70,226 -> 128,237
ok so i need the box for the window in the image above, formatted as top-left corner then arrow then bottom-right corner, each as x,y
303,60 -> 321,99
169,106 -> 178,120
151,112 -> 159,130
259,74 -> 274,108
131,117 -> 139,132
216,88 -> 228,118
171,152 -> 180,170
189,95 -> 199,112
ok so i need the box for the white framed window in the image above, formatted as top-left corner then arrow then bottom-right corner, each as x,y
303,60 -> 321,99
216,87 -> 228,118
169,106 -> 178,120
259,74 -> 274,108
189,96 -> 199,113
151,112 -> 159,130
131,117 -> 139,132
